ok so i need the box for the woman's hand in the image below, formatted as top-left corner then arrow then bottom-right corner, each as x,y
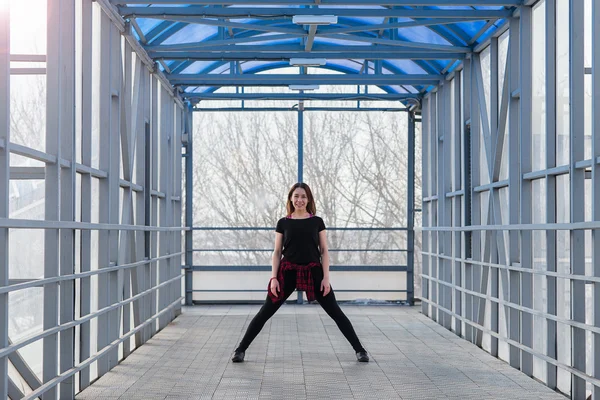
320,277 -> 331,296
270,278 -> 280,297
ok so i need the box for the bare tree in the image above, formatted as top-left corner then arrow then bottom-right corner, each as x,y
190,86 -> 422,280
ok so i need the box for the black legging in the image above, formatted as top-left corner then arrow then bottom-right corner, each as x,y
236,267 -> 366,353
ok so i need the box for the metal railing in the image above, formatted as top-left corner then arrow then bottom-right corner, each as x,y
184,226 -> 413,303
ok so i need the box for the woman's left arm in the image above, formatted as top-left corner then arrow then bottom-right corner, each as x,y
319,230 -> 331,296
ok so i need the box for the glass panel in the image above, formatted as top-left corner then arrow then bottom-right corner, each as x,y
532,1 -> 546,172
9,75 -> 46,152
479,47 -> 491,187
450,78 -> 457,192
584,74 -> 592,160
9,289 -> 44,384
498,31 -> 510,181
556,174 -> 571,395
479,191 -> 490,352
498,187 -> 509,362
584,0 -> 592,68
532,178 -> 547,382
556,0 -> 570,166
584,180 -> 593,397
9,0 -> 47,54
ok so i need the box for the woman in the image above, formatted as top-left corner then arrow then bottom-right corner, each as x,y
232,183 -> 369,363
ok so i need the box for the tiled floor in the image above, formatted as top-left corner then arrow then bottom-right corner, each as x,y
77,305 -> 566,399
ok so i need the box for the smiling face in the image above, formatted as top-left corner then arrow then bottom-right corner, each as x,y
286,183 -> 316,216
291,188 -> 309,212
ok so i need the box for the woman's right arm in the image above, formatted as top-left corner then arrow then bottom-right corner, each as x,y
271,233 -> 283,278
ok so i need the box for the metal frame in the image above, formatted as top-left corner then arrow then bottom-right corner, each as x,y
2,1 -> 598,399
420,1 -> 600,398
1,1 -> 185,398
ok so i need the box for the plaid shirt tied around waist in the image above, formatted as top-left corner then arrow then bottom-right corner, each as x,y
268,258 -> 321,303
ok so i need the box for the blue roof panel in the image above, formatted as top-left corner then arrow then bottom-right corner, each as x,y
121,3 -> 513,97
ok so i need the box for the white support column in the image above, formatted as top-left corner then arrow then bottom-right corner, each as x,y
441,82 -> 453,330
150,76 -> 159,336
519,5 -> 534,378
489,37 -> 500,357
430,92 -> 439,323
421,96 -> 430,317
507,15 -> 521,371
0,2 -> 9,398
58,0 -> 76,397
97,8 -> 112,377
174,104 -> 183,316
453,73 -> 462,338
158,86 -> 170,330
129,55 -> 147,348
592,0 -> 600,396
544,0 -> 558,390
79,0 -> 93,390
569,0 -> 586,396
135,67 -> 150,345
462,58 -> 474,343
43,0 -> 64,397
470,53 -> 483,346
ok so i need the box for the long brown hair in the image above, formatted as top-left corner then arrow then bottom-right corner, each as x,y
286,183 -> 316,216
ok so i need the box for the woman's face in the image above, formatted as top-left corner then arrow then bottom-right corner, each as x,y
291,188 -> 309,212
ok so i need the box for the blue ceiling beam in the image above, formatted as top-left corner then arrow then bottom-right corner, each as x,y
144,16 -> 305,34
116,0 -> 521,5
319,17 -> 483,35
119,6 -> 513,19
148,50 -> 467,60
193,107 -> 409,112
185,93 -> 421,100
145,33 -> 301,51
167,73 -> 442,86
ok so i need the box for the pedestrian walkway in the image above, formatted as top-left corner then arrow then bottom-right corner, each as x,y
77,305 -> 565,400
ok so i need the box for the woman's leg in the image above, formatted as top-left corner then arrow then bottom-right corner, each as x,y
235,271 -> 296,352
313,269 -> 366,353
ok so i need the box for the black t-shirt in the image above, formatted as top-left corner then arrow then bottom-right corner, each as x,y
275,216 -> 326,264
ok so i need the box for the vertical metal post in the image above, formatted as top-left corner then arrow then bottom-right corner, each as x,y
298,106 -> 304,185
297,97 -> 304,304
462,59 -> 473,342
470,53 -> 482,346
79,0 -> 93,390
158,86 -> 170,329
421,96 -> 430,317
59,0 -> 76,396
437,85 -> 445,326
430,92 -> 439,323
508,15 -> 521,370
519,5 -> 534,378
569,0 -> 586,396
0,1 -> 9,398
150,77 -> 159,336
407,111 -> 415,306
297,64 -> 305,305
593,0 -> 600,397
119,41 -> 133,360
144,118 -> 152,339
545,0 -> 558,389
185,103 -> 194,306
109,22 -> 121,371
44,0 -> 63,396
440,83 -> 452,330
97,8 -> 112,379
174,104 -> 183,316
453,73 -> 463,337
489,37 -> 499,357
132,63 -> 148,348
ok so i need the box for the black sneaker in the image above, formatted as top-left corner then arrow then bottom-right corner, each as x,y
356,351 -> 369,362
231,350 -> 245,363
